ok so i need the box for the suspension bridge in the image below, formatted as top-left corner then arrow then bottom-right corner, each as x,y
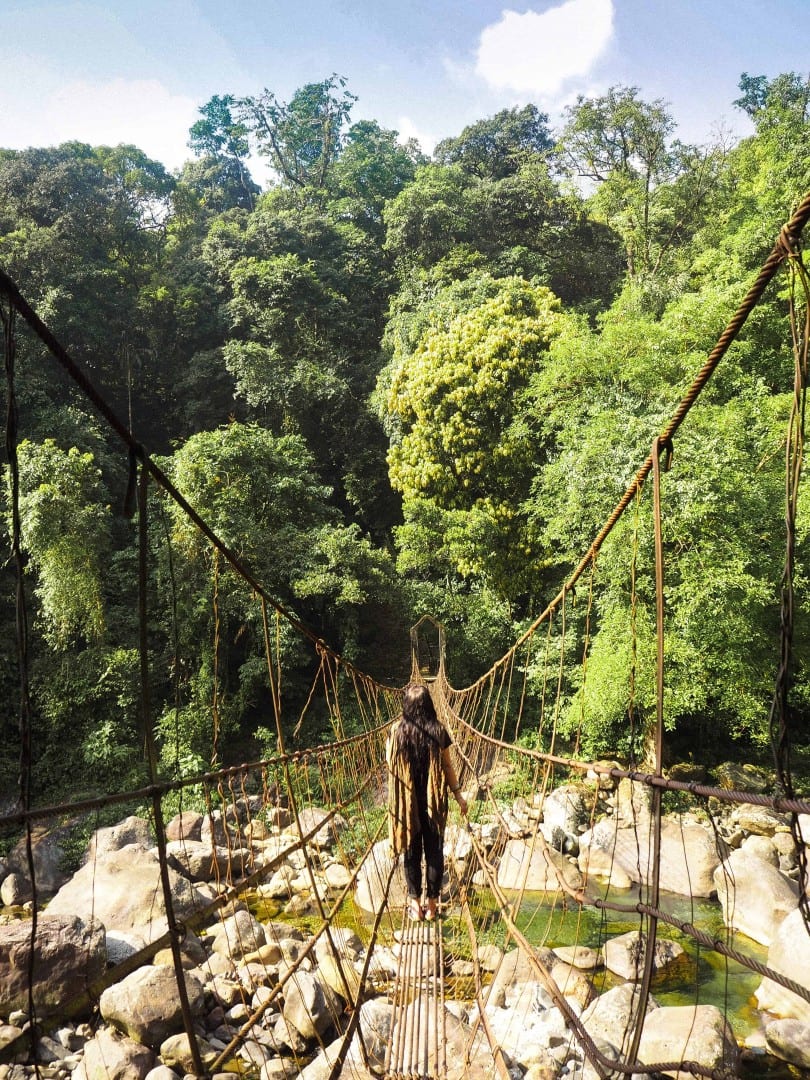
1,195 -> 810,1079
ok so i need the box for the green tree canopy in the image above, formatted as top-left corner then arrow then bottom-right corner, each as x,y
434,104 -> 552,179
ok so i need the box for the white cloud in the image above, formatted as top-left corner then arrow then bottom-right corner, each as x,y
396,116 -> 438,155
1,75 -> 198,171
475,0 -> 614,97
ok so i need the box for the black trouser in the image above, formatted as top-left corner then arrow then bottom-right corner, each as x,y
403,800 -> 443,900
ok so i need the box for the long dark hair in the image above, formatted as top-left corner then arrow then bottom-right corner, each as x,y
394,683 -> 444,783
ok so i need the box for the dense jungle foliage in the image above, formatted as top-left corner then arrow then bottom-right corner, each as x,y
1,72 -> 809,802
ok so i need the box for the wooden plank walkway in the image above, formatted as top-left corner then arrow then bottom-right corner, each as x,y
385,914 -> 447,1080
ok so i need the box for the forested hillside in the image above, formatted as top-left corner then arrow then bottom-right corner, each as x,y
1,72 -> 809,801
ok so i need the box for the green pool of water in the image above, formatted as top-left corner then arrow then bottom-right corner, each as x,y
477,886 -> 769,1040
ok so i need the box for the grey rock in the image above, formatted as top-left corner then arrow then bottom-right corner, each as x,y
47,844 -> 204,946
637,1004 -> 738,1080
100,965 -> 205,1048
497,838 -> 583,893
602,931 -> 685,981
765,1017 -> 810,1069
85,816 -> 152,861
755,907 -> 810,1023
0,914 -> 106,1017
74,1027 -> 154,1080
714,850 -> 798,946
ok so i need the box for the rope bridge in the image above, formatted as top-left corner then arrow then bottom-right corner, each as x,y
0,193 -> 809,1079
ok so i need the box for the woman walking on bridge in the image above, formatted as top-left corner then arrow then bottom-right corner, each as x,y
387,683 -> 468,921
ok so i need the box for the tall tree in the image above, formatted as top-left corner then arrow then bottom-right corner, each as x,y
187,94 -> 257,210
238,74 -> 356,192
558,85 -> 723,279
434,104 -> 552,179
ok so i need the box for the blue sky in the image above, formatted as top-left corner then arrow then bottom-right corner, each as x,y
2,0 -> 809,183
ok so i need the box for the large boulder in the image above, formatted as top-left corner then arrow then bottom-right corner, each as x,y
540,784 -> 590,849
5,823 -> 73,899
713,850 -> 798,946
282,968 -> 342,1040
765,1017 -> 810,1070
636,1004 -> 739,1080
497,838 -> 583,893
294,999 -> 393,1079
487,944 -> 558,1007
0,913 -> 106,1016
1,872 -> 33,907
355,839 -> 408,914
295,807 -> 346,849
580,983 -> 658,1052
579,817 -> 722,897
46,844 -> 205,949
210,908 -> 267,959
85,816 -> 152,861
165,839 -> 244,883
755,907 -> 810,1023
99,964 -> 205,1048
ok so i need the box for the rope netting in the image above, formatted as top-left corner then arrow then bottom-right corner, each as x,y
0,193 -> 809,1079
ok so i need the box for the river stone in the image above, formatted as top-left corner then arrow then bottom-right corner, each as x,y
164,839 -> 240,882
497,838 -> 584,893
713,850 -> 798,946
0,1024 -> 23,1053
740,833 -> 779,864
282,968 -> 342,1040
165,811 -> 203,842
477,942 -> 503,971
303,998 -> 392,1078
481,991 -> 566,1059
261,1058 -> 308,1079
209,907 -> 266,959
579,816 -> 722,897
553,944 -> 601,970
542,784 -> 591,836
355,839 -> 408,913
755,907 -> 810,1023
765,1017 -> 810,1069
99,964 -> 205,1047
580,983 -> 659,1053
323,861 -> 352,889
550,960 -> 596,1007
615,777 -> 653,826
602,930 -> 685,981
74,1026 -> 155,1079
731,803 -> 788,836
488,943 -> 558,1006
713,762 -> 771,792
577,843 -> 634,889
5,823 -> 72,899
0,872 -> 33,907
158,1032 -> 218,1072
636,1004 -> 739,1080
47,844 -> 204,945
296,807 -> 345,849
0,913 -> 106,1016
85,816 -> 152,861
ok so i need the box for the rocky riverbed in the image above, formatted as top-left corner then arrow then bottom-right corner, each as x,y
1,763 -> 809,1079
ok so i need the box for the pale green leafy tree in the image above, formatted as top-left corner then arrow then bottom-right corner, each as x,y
10,439 -> 112,647
385,277 -> 570,598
